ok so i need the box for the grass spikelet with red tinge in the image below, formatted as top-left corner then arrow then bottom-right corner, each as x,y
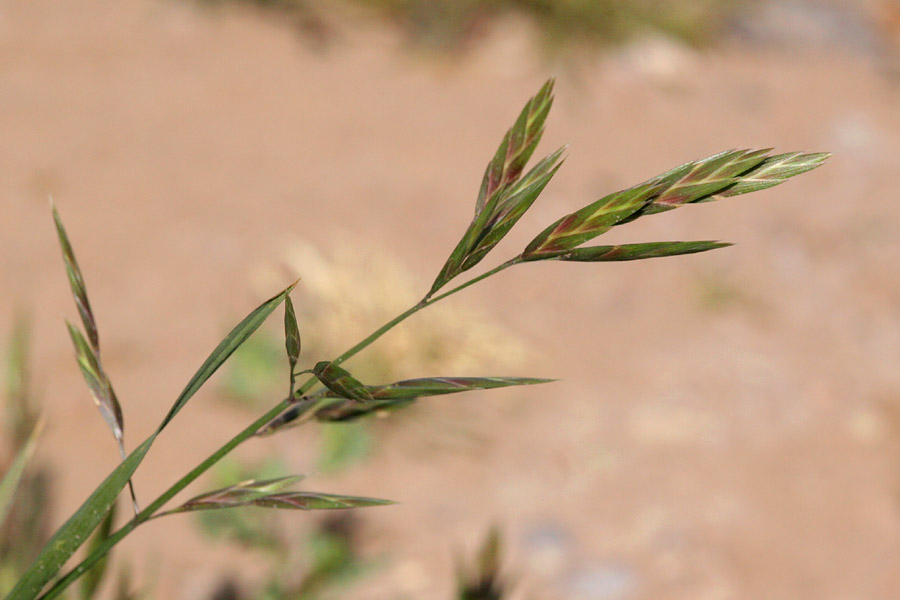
154,476 -> 393,517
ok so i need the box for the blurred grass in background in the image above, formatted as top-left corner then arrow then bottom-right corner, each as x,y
198,0 -> 748,53
0,318 -> 48,597
236,240 -> 532,471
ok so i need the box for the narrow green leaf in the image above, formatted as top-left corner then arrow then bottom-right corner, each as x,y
311,361 -> 373,403
157,281 -> 297,432
65,322 -> 124,448
79,499 -> 117,600
20,283 -> 296,595
0,418 -> 43,528
283,296 -> 301,396
157,476 -> 392,515
8,435 -> 154,600
52,203 -> 99,352
15,276 -> 294,599
548,241 -> 732,262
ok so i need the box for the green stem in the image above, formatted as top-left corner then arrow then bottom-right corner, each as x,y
40,257 -> 521,600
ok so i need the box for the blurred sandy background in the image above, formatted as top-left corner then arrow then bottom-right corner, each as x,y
2,0 -> 900,598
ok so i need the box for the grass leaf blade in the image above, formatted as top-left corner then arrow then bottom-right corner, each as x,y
157,282 -> 297,432
7,435 -> 154,600
78,499 -> 117,600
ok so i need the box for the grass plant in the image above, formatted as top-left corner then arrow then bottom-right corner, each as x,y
2,79 -> 827,599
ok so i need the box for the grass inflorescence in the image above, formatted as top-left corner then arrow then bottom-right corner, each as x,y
3,79 -> 827,600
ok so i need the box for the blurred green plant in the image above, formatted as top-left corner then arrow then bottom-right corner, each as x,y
456,526 -> 509,600
291,513 -> 371,599
200,0 -> 748,53
5,79 -> 827,600
0,318 -> 46,597
354,0 -> 746,51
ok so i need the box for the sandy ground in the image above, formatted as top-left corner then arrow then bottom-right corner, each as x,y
2,0 -> 900,598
